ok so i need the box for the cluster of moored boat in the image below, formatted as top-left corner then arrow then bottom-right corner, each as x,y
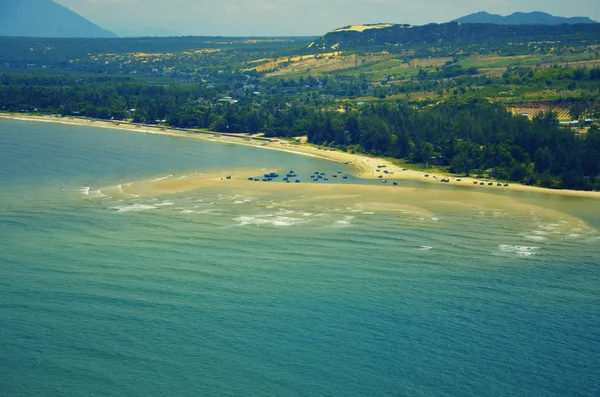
245,170 -> 353,184
423,173 -> 509,187
472,181 -> 510,187
238,169 -> 404,186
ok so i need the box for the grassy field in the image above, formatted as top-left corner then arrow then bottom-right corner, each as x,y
458,51 -> 600,70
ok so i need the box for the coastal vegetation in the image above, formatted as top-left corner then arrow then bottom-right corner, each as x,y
1,22 -> 599,190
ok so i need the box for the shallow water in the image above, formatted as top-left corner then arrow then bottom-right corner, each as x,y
1,118 -> 599,396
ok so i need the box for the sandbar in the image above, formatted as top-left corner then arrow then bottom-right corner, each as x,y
2,113 -> 599,199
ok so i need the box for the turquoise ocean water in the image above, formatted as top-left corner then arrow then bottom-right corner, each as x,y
1,118 -> 599,396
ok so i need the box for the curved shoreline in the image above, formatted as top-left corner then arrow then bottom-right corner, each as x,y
2,113 -> 599,199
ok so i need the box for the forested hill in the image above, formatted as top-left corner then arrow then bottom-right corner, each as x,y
0,0 -> 116,38
454,11 -> 597,25
310,22 -> 600,52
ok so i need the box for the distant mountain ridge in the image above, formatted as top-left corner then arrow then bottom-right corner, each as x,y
311,23 -> 600,52
454,11 -> 597,25
0,0 -> 116,38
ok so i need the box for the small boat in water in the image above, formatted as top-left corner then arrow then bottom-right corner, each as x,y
295,179 -> 301,183
343,175 -> 348,179
393,181 -> 398,185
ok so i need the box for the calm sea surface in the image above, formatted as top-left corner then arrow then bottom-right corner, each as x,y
1,118 -> 599,396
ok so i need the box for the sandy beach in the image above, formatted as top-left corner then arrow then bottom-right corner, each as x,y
2,112 -> 599,199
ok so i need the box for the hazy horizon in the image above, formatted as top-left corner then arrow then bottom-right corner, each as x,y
54,0 -> 600,37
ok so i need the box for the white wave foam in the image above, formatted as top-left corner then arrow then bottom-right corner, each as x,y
235,215 -> 307,227
278,209 -> 296,215
178,173 -> 201,179
196,209 -> 217,214
499,244 -> 540,257
151,175 -> 172,182
110,204 -> 158,213
332,215 -> 355,228
88,189 -> 106,198
539,223 -> 561,232
523,235 -> 547,242
334,221 -> 351,227
272,217 -> 303,227
417,246 -> 433,251
156,201 -> 174,206
79,187 -> 90,196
